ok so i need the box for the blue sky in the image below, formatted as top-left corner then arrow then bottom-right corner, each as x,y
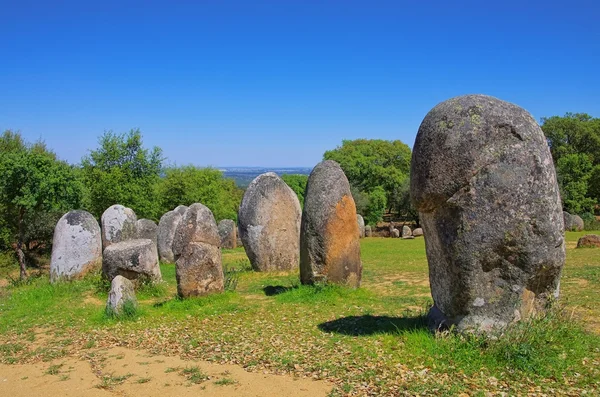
1,0 -> 599,167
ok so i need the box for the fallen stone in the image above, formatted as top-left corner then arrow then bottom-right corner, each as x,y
102,239 -> 161,283
576,234 -> 600,248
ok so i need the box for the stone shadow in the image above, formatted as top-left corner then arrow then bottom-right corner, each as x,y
262,285 -> 298,296
318,314 -> 427,336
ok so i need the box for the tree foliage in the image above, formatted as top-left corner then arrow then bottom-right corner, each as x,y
541,113 -> 600,213
81,129 -> 163,220
158,166 -> 242,222
281,174 -> 308,207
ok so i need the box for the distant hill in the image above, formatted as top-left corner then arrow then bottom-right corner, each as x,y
221,167 -> 312,188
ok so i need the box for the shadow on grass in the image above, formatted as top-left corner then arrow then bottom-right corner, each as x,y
263,285 -> 298,296
318,314 -> 427,336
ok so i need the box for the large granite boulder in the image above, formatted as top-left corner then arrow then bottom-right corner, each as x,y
172,203 -> 223,297
157,208 -> 186,263
50,210 -> 102,282
357,214 -> 365,239
101,204 -> 137,250
218,219 -> 237,249
576,234 -> 600,248
411,94 -> 565,333
136,219 -> 158,246
102,239 -> 161,283
300,160 -> 362,287
238,173 -> 302,272
106,275 -> 137,316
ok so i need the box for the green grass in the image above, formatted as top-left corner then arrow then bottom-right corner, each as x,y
0,237 -> 599,395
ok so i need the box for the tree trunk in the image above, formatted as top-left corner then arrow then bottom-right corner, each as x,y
16,209 -> 27,280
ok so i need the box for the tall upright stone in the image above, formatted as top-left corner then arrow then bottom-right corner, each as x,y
238,173 -> 301,272
218,219 -> 237,249
157,206 -> 187,263
300,160 -> 362,287
50,210 -> 102,282
173,203 -> 223,297
101,204 -> 137,250
357,214 -> 365,239
411,94 -> 565,333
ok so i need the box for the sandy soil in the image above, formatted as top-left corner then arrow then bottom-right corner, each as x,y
0,346 -> 332,397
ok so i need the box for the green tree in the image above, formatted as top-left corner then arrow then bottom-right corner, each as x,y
81,129 -> 163,220
158,166 -> 242,222
0,131 -> 85,278
281,174 -> 308,207
542,113 -> 600,212
365,186 -> 387,226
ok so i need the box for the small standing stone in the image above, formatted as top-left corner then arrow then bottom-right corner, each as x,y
391,229 -> 400,238
357,214 -> 365,239
106,275 -> 137,316
300,160 -> 362,287
365,225 -> 372,237
402,225 -> 412,238
571,215 -> 584,232
50,210 -> 102,282
101,204 -> 137,250
218,219 -> 237,249
576,234 -> 600,248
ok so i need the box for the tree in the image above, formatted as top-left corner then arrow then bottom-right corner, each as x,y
281,174 -> 308,207
0,131 -> 85,278
541,113 -> 600,212
81,129 -> 163,220
158,166 -> 242,222
365,186 -> 387,226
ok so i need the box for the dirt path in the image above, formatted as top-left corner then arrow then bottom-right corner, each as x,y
0,346 -> 332,397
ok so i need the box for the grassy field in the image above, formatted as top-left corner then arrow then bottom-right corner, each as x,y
0,232 -> 599,395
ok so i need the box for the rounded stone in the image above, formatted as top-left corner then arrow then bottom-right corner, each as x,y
411,94 -> 565,333
571,215 -> 584,232
238,173 -> 302,272
412,228 -> 424,237
172,203 -> 220,258
157,209 -> 183,263
218,219 -> 237,249
50,210 -> 102,282
176,242 -> 224,297
101,204 -> 137,250
365,225 -> 372,237
300,160 -> 362,287
106,275 -> 137,315
357,214 -> 365,239
102,238 -> 161,283
136,219 -> 158,247
576,234 -> 600,248
402,225 -> 412,238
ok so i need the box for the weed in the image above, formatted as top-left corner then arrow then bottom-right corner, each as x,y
180,366 -> 208,384
214,377 -> 237,386
45,363 -> 63,375
137,377 -> 151,383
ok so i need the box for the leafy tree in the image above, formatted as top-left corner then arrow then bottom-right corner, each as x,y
0,131 -> 85,278
281,174 -> 308,207
81,129 -> 163,220
542,113 -> 600,212
365,186 -> 387,226
158,166 -> 242,222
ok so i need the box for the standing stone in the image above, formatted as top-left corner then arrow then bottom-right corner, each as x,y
413,228 -> 424,237
357,214 -> 365,239
136,219 -> 158,246
106,275 -> 137,316
102,239 -> 161,283
300,160 -> 362,287
238,173 -> 302,272
218,219 -> 237,249
365,225 -> 372,237
571,215 -> 584,232
391,228 -> 400,238
576,234 -> 600,248
157,208 -> 186,263
173,203 -> 223,297
50,210 -> 102,282
402,225 -> 412,238
563,211 -> 574,232
101,204 -> 137,250
411,94 -> 565,333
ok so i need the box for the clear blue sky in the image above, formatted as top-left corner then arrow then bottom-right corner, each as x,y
1,0 -> 599,167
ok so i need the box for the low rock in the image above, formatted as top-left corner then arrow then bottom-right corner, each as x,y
572,215 -> 584,232
402,235 -> 415,240
102,239 -> 161,283
50,210 -> 103,282
576,234 -> 600,248
413,228 -> 424,237
106,275 -> 137,316
391,229 -> 400,238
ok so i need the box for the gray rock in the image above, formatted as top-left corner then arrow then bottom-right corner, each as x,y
571,215 -> 584,232
357,214 -> 365,239
157,210 -> 183,263
411,94 -> 565,334
412,228 -> 424,237
218,219 -> 237,249
106,275 -> 137,316
563,211 -> 573,232
391,229 -> 400,238
176,242 -> 224,297
102,239 -> 161,283
101,204 -> 137,250
136,219 -> 158,246
174,205 -> 188,216
172,203 -> 220,258
300,160 -> 362,287
238,173 -> 302,272
365,225 -> 372,237
402,225 -> 412,238
50,210 -> 102,282
576,234 -> 600,248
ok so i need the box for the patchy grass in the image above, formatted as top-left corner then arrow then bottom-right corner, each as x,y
0,237 -> 599,395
